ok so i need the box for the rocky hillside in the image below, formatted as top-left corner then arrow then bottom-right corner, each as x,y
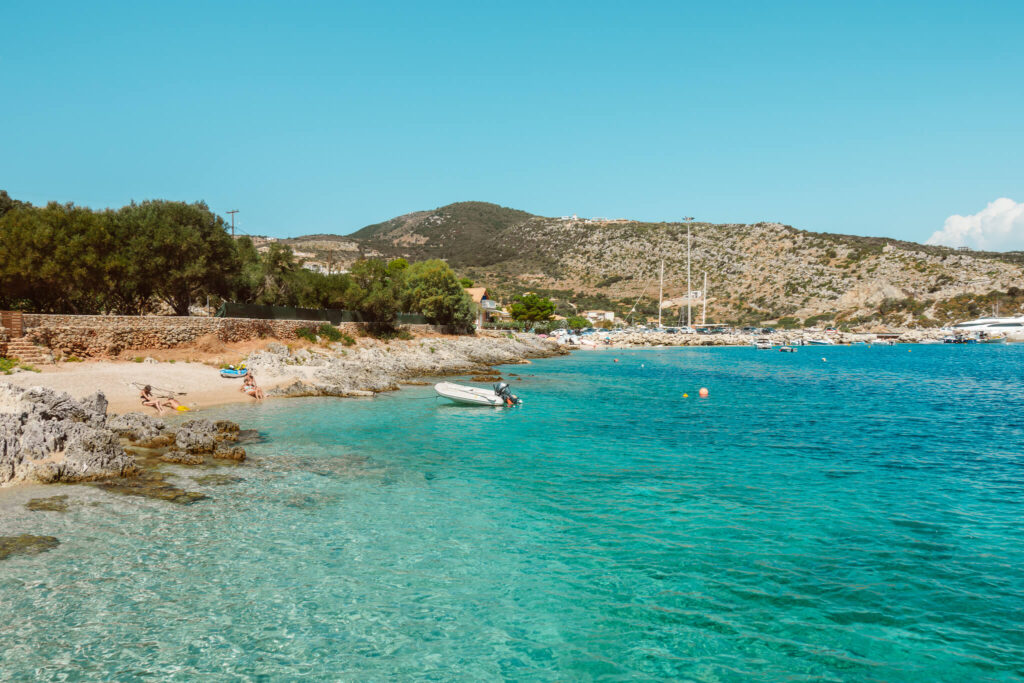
282,202 -> 1024,327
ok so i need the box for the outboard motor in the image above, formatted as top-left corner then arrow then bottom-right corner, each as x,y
493,382 -> 520,406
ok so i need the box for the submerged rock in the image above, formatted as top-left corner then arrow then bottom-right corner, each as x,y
159,450 -> 206,465
25,495 -> 69,512
213,445 -> 246,462
192,474 -> 243,486
88,473 -> 206,505
0,534 -> 60,561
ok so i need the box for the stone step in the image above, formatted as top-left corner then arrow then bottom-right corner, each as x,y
5,338 -> 53,364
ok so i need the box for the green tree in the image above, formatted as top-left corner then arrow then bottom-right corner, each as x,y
509,294 -> 555,322
404,259 -> 475,328
0,202 -> 118,313
566,315 -> 589,330
459,277 -> 474,288
348,258 -> 401,329
0,190 -> 29,218
230,236 -> 265,304
254,243 -> 299,305
118,200 -> 239,315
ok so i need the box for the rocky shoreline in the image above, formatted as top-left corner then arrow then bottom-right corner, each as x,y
0,383 -> 249,488
0,333 -> 565,492
247,333 -> 566,398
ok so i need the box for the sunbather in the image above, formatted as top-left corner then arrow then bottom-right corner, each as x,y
139,385 -> 182,415
241,370 -> 265,401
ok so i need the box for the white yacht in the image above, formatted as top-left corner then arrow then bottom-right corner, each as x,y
951,316 -> 1024,333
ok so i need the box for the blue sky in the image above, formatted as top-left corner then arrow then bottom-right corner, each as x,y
2,1 -> 1022,245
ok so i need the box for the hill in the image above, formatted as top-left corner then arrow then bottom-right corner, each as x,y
283,202 -> 1024,327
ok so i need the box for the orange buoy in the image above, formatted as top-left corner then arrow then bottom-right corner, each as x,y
698,387 -> 709,398
614,359 -> 619,363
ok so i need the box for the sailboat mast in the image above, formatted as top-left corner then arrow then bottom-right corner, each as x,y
686,223 -> 692,328
658,260 -> 664,328
702,271 -> 707,325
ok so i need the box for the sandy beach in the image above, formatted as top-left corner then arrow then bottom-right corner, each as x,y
1,360 -> 288,415
1,333 -> 564,416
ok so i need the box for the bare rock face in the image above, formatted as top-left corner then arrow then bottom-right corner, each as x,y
0,383 -> 137,486
836,280 -> 909,310
60,424 -> 138,482
107,412 -> 167,443
174,419 -> 219,453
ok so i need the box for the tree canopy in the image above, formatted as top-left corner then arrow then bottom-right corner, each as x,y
0,191 -> 477,330
403,259 -> 475,328
509,294 -> 555,322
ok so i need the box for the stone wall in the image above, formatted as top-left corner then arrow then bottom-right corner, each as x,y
19,314 -> 447,358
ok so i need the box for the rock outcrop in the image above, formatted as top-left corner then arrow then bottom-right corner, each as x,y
0,384 -> 137,485
0,383 -> 249,487
246,334 -> 564,398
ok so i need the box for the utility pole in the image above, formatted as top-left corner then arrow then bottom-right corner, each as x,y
226,209 -> 239,237
683,217 -> 694,328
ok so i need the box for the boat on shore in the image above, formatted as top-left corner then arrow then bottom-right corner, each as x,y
434,382 -> 521,407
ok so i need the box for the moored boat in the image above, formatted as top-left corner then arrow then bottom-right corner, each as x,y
434,382 -> 521,407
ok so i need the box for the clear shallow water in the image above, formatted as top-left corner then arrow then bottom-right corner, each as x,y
2,345 -> 1024,681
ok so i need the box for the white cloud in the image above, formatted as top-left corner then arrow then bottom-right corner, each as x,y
927,198 -> 1024,251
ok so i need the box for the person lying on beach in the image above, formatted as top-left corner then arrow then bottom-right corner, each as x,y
241,371 -> 265,401
139,385 -> 182,415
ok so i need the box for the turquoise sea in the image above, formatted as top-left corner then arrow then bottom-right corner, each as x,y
2,345 -> 1024,680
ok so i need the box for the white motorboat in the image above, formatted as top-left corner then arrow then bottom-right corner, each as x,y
804,338 -> 834,346
952,316 -> 1024,333
434,382 -> 521,407
752,338 -> 772,350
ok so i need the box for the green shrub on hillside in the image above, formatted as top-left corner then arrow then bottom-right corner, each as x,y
803,313 -> 834,327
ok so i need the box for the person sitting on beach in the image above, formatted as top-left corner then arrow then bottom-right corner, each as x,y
139,385 -> 182,415
241,371 -> 265,401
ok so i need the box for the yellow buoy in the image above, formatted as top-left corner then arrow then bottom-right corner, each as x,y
683,393 -> 689,398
